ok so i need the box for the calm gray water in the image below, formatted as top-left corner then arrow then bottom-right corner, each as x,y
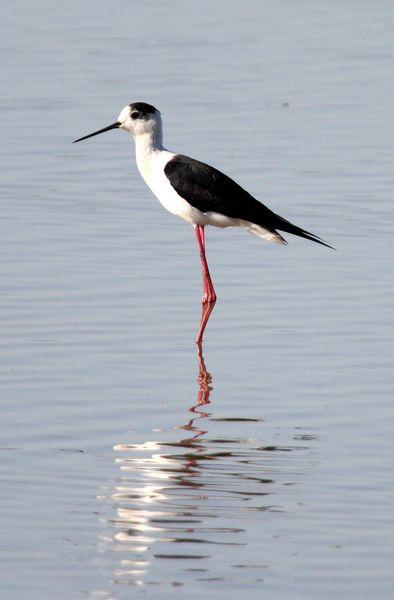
1,1 -> 393,598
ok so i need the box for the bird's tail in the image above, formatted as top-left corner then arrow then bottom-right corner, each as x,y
273,213 -> 335,250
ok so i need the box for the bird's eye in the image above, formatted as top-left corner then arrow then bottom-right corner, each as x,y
131,112 -> 140,120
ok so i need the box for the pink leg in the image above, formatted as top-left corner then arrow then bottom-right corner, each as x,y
194,226 -> 217,343
200,225 -> 205,248
196,301 -> 216,344
194,226 -> 217,305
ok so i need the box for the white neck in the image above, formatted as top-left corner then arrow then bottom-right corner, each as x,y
134,125 -> 164,159
134,124 -> 170,184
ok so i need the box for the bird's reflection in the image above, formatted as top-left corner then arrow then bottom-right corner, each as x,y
100,342 -> 316,591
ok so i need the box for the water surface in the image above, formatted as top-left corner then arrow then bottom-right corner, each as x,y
1,1 -> 393,598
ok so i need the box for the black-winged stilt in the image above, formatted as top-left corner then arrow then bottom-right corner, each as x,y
74,102 -> 333,342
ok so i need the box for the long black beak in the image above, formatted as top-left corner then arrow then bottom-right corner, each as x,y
73,121 -> 121,143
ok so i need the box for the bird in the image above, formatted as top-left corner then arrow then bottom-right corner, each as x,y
74,102 -> 333,343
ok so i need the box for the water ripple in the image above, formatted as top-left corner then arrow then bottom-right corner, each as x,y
100,345 -> 316,589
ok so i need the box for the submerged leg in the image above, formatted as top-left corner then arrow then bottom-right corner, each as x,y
196,340 -> 212,406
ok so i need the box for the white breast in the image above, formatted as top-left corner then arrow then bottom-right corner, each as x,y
136,149 -> 209,226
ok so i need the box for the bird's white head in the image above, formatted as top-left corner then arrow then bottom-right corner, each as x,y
73,102 -> 162,145
118,102 -> 161,138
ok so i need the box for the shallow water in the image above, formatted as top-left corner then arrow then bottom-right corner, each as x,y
1,1 -> 393,598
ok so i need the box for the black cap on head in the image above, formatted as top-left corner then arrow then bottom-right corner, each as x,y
129,102 -> 157,119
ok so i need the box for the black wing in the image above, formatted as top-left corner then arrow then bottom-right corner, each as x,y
164,154 -> 333,248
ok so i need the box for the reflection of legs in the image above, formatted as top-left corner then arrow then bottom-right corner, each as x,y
195,226 -> 217,343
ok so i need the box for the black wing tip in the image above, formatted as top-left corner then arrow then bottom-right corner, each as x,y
276,219 -> 336,250
278,227 -> 335,250
308,232 -> 336,250
281,227 -> 336,250
285,235 -> 336,250
303,232 -> 336,250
